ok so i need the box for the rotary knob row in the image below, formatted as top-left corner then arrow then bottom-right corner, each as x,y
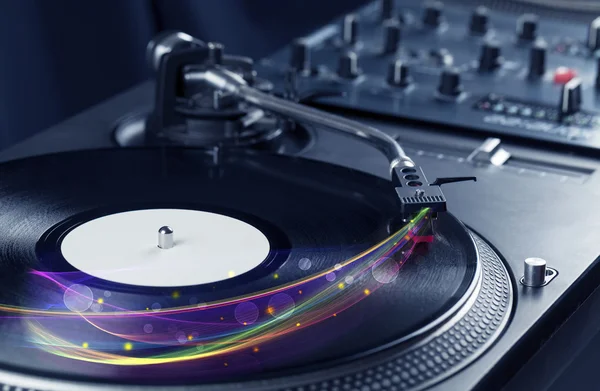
421,2 -> 541,45
422,2 -> 543,44
295,42 -> 463,95
422,1 -> 535,41
291,40 -> 467,98
341,12 -> 403,52
391,62 -> 463,97
476,38 -> 548,78
378,0 -> 600,51
343,2 -> 600,52
341,51 -> 582,117
292,45 -> 586,116
338,52 -> 462,97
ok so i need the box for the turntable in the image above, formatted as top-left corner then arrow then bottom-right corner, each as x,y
0,6 -> 600,391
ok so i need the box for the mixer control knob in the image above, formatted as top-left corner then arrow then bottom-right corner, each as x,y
387,59 -> 411,87
588,17 -> 600,52
595,54 -> 600,89
423,1 -> 444,28
381,0 -> 394,21
517,14 -> 538,41
438,67 -> 463,96
528,39 -> 547,78
337,51 -> 360,79
559,77 -> 582,117
290,39 -> 310,72
478,40 -> 502,72
469,6 -> 489,35
382,19 -> 402,54
342,14 -> 359,45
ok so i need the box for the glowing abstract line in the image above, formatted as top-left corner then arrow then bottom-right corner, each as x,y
0,208 -> 431,366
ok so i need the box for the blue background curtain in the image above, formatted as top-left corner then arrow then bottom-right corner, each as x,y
0,0 -> 365,150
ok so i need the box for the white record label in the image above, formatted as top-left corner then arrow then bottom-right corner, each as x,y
60,209 -> 271,287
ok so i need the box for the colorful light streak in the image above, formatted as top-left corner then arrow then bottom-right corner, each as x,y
0,208 -> 431,366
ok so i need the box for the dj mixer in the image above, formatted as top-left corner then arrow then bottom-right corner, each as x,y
259,0 -> 600,152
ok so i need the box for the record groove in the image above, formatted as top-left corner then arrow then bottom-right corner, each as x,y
0,148 -> 506,390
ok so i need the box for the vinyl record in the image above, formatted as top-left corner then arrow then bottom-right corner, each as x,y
0,148 -> 477,386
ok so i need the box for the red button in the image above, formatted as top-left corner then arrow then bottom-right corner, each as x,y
554,67 -> 577,84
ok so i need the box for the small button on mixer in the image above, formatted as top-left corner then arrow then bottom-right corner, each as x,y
553,67 -> 577,84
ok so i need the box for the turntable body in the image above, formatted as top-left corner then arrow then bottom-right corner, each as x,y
1,79 -> 599,390
1,5 -> 600,391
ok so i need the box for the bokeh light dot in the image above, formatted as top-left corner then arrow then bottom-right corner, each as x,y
151,302 -> 161,311
90,303 -> 103,313
234,302 -> 259,325
372,257 -> 400,284
267,293 -> 295,319
298,258 -> 312,270
176,331 -> 187,344
143,324 -> 153,334
344,276 -> 354,285
63,284 -> 94,313
325,272 -> 336,282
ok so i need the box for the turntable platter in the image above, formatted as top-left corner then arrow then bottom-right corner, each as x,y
0,149 -> 506,390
